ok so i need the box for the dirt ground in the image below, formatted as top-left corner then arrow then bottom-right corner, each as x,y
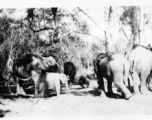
1,80 -> 152,118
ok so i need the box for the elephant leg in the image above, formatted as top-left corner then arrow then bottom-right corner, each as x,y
127,75 -> 134,93
86,81 -> 89,88
31,70 -> 41,97
13,76 -> 19,95
15,77 -> 22,95
114,73 -> 132,100
16,82 -> 25,95
39,91 -> 45,98
39,88 -> 46,98
60,85 -> 62,94
8,85 -> 12,94
80,84 -> 84,88
69,75 -> 75,87
55,81 -> 61,97
68,80 -> 72,88
19,86 -> 26,95
34,80 -> 39,97
71,75 -> 75,83
97,73 -> 105,91
124,72 -> 133,93
107,80 -> 113,96
131,71 -> 140,95
116,82 -> 132,100
140,73 -> 150,94
38,81 -> 46,98
6,82 -> 12,94
16,83 -> 21,95
147,74 -> 152,91
65,81 -> 69,94
97,72 -> 106,97
19,80 -> 26,95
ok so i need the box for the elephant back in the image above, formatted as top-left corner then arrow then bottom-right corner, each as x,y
94,52 -> 116,70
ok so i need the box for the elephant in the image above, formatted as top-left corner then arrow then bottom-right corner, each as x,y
42,56 -> 60,73
3,54 -> 60,97
94,52 -> 132,100
37,73 -> 69,98
127,45 -> 152,95
79,75 -> 90,88
64,61 -> 76,86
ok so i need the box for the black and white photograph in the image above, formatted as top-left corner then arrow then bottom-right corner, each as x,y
0,0 -> 152,119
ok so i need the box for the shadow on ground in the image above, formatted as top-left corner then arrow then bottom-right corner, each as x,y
69,87 -> 123,99
69,87 -> 101,96
0,109 -> 11,118
0,101 -> 11,118
1,80 -> 123,99
0,84 -> 35,100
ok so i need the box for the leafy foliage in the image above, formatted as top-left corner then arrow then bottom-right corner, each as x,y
0,7 -> 151,73
120,6 -> 135,26
0,8 -> 92,72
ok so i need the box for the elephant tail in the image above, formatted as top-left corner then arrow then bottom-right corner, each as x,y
129,61 -> 134,74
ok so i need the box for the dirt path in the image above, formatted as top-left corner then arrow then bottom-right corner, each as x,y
1,81 -> 152,117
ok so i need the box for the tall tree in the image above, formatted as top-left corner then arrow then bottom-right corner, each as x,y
132,6 -> 141,45
120,6 -> 142,49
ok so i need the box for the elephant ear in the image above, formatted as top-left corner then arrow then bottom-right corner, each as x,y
31,56 -> 44,74
42,56 -> 57,67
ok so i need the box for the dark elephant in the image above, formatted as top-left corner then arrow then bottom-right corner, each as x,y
94,52 -> 132,100
64,61 -> 76,85
3,54 -> 59,96
127,45 -> 152,95
79,75 -> 90,88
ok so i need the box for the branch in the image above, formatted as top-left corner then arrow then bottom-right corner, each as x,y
77,7 -> 103,32
29,22 -> 53,33
28,8 -> 57,33
70,30 -> 102,41
10,40 -> 14,53
121,27 -> 130,41
42,8 -> 46,27
27,18 -> 54,33
61,19 -> 103,41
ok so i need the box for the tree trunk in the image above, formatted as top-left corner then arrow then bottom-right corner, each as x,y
139,6 -> 144,45
132,6 -> 141,46
104,31 -> 109,52
104,7 -> 109,52
103,6 -> 113,52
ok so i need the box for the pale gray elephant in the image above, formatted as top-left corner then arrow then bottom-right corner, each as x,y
127,45 -> 152,95
37,73 -> 69,98
94,52 -> 132,100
